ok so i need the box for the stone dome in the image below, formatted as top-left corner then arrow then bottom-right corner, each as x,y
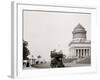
72,24 -> 87,41
72,24 -> 86,34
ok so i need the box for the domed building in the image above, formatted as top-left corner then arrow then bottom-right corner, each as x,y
69,24 -> 91,58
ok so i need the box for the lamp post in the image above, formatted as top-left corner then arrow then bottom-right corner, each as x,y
31,55 -> 34,65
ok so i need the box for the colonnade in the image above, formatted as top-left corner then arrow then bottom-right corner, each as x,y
75,48 -> 90,58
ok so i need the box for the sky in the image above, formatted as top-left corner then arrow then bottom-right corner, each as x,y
23,10 -> 91,61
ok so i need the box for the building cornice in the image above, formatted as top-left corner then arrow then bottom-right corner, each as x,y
69,40 -> 91,46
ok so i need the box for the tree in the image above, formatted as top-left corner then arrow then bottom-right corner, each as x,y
37,55 -> 42,64
37,55 -> 41,59
23,40 -> 30,60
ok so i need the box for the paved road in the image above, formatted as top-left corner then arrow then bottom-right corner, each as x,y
33,62 -> 51,68
24,62 -> 90,69
33,62 -> 90,68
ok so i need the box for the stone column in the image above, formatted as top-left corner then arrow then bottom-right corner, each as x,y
83,49 -> 85,57
88,49 -> 89,56
79,49 -> 81,58
82,49 -> 83,57
80,49 -> 82,57
78,49 -> 79,58
79,49 -> 80,58
81,49 -> 83,57
85,49 -> 86,56
86,49 -> 88,56
77,49 -> 79,57
76,49 -> 77,56
89,48 -> 91,56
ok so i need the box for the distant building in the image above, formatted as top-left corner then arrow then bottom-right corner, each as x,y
69,24 -> 91,58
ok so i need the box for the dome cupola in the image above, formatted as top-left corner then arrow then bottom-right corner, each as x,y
72,23 -> 87,41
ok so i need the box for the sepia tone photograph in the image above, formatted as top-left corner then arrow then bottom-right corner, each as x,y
23,10 -> 91,69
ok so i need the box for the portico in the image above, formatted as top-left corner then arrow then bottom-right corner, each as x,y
75,48 -> 90,58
